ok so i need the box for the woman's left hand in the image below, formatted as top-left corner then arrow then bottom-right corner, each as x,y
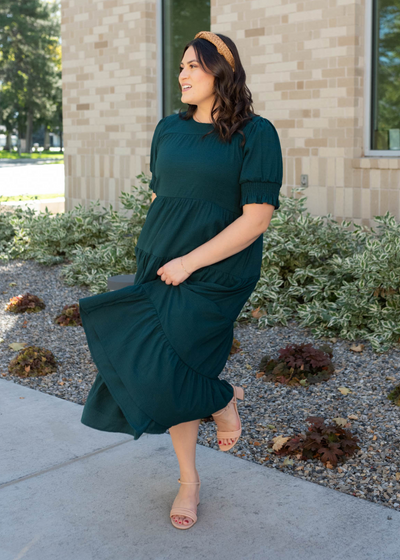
157,256 -> 192,286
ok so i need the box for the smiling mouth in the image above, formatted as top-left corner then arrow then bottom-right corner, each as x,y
182,86 -> 192,92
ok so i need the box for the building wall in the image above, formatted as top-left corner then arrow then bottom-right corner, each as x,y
61,0 -> 400,225
61,0 -> 157,213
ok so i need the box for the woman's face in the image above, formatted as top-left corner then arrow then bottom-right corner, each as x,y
179,46 -> 215,107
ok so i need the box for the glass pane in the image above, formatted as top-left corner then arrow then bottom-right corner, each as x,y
371,0 -> 400,150
163,0 -> 210,117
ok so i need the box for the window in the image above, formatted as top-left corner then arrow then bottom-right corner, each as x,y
161,0 -> 210,117
365,0 -> 400,155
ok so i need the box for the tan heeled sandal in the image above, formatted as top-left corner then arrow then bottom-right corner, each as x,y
170,477 -> 201,530
212,385 -> 244,451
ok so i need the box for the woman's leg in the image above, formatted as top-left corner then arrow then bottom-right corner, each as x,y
168,419 -> 201,527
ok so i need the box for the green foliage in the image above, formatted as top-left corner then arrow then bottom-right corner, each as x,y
0,176 -> 152,293
259,342 -> 334,385
271,416 -> 361,467
0,152 -> 64,160
0,0 -> 62,148
8,345 -> 58,378
240,186 -> 400,353
1,181 -> 400,352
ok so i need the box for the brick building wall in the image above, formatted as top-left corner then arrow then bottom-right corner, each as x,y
61,0 -> 157,213
61,0 -> 400,225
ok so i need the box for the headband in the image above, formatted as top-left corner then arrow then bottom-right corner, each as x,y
194,31 -> 235,73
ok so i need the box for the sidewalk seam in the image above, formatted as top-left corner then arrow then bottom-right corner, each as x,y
0,437 -> 133,490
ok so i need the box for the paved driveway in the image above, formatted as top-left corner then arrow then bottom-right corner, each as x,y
0,159 -> 65,197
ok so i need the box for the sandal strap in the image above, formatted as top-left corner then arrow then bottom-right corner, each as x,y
170,507 -> 197,523
212,397 -> 236,418
212,386 -> 244,418
216,429 -> 241,439
178,478 -> 200,485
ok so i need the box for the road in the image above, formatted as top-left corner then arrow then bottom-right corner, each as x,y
0,159 -> 65,197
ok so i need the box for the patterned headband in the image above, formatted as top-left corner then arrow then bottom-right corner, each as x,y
194,31 -> 235,73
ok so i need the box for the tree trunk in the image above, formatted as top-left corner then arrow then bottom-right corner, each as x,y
5,132 -> 12,152
26,110 -> 33,153
44,129 -> 50,150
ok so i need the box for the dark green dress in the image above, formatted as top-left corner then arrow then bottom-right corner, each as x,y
79,111 -> 283,440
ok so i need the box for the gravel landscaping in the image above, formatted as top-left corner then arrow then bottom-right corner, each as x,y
1,258 -> 400,511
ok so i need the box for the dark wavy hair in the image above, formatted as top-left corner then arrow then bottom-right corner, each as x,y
178,33 -> 258,146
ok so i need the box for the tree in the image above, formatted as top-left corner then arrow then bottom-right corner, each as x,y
0,0 -> 61,152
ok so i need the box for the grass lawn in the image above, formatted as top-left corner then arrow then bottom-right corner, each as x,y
0,193 -> 64,202
0,150 -> 64,161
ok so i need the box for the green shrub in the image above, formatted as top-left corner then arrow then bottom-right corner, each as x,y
239,187 -> 400,352
0,173 -> 151,293
1,180 -> 400,352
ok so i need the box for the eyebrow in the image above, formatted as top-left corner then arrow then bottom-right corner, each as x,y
179,59 -> 198,65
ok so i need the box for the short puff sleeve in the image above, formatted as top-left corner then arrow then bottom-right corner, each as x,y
149,117 -> 166,194
239,117 -> 283,210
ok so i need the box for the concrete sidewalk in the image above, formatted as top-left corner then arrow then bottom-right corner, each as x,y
1,378 -> 400,560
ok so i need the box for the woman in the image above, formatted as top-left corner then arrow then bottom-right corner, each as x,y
78,31 -> 283,530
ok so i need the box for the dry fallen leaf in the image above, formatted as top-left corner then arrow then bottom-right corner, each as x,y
333,417 -> 348,427
272,435 -> 291,451
283,457 -> 294,466
348,414 -> 359,420
252,306 -> 262,318
338,387 -> 352,395
9,342 -> 27,351
372,435 -> 377,441
256,372 -> 264,378
395,473 -> 400,481
350,343 -> 364,352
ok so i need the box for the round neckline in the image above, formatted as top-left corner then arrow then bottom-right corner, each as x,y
191,116 -> 213,126
187,112 -> 214,126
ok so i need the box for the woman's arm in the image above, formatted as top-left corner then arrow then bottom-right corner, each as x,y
182,202 -> 275,274
151,192 -> 157,203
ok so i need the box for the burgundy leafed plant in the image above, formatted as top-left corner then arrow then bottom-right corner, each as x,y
259,342 -> 334,385
5,292 -> 46,313
271,416 -> 360,467
54,303 -> 82,327
8,345 -> 58,378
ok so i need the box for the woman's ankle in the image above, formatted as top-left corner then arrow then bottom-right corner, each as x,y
179,468 -> 199,482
